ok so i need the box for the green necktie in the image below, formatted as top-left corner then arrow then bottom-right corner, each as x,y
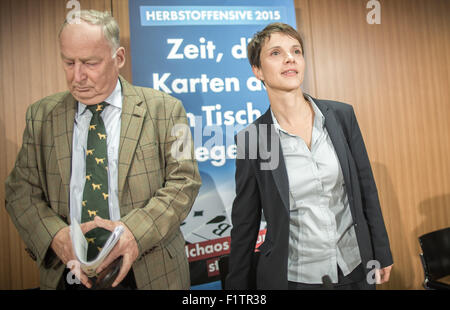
81,103 -> 111,261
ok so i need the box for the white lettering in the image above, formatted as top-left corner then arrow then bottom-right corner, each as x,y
153,73 -> 240,94
199,102 -> 260,126
367,0 -> 381,24
66,0 -> 81,24
247,76 -> 264,91
231,37 -> 251,59
166,38 -> 216,60
167,38 -> 184,59
152,73 -> 172,93
182,294 -> 216,307
366,260 -> 381,284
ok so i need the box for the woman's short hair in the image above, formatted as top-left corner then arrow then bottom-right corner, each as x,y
59,10 -> 120,56
247,22 -> 304,68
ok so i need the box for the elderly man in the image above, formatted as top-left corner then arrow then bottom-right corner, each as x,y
5,10 -> 201,290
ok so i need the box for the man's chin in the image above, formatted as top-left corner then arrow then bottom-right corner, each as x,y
71,91 -> 100,105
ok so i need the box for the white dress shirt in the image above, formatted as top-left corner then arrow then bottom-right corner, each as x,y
271,95 -> 362,284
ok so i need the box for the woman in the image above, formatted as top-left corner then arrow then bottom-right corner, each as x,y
226,23 -> 393,290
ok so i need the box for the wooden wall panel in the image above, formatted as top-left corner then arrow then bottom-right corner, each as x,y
303,0 -> 450,289
112,0 -> 132,82
294,0 -> 317,96
0,0 -> 15,290
1,0 -> 449,290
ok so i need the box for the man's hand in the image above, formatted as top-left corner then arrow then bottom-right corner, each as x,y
50,221 -> 98,288
94,216 -> 139,287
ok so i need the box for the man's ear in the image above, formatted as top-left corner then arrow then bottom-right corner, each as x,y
114,47 -> 126,69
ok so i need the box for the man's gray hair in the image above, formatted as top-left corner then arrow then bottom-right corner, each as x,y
59,10 -> 120,56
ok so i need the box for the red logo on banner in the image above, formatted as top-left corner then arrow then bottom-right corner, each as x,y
185,229 -> 266,263
206,258 -> 220,277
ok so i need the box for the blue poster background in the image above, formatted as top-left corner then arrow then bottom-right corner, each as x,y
128,0 -> 296,288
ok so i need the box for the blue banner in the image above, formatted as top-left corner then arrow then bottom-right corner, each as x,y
129,0 -> 296,288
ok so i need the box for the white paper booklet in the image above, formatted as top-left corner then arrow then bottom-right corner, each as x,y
70,219 -> 124,277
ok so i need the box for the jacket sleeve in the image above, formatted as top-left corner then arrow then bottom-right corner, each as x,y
120,98 -> 201,258
5,103 -> 67,268
226,131 -> 262,289
348,106 -> 393,268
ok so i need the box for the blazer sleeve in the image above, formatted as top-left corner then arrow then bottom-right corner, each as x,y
5,103 -> 67,268
121,98 -> 201,258
347,106 -> 393,268
226,132 -> 262,289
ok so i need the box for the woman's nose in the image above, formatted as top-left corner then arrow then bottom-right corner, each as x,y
285,52 -> 295,63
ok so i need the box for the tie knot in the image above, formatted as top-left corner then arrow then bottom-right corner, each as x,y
87,103 -> 108,115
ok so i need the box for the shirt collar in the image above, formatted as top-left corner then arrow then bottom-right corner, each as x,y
306,94 -> 325,130
271,95 -> 325,135
77,79 -> 122,115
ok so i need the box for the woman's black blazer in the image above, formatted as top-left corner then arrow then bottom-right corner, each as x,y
226,96 -> 393,289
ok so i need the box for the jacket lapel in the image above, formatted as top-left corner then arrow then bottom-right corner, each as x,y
262,95 -> 354,214
117,77 -> 146,204
259,108 -> 290,213
52,93 -> 77,218
315,99 -> 353,198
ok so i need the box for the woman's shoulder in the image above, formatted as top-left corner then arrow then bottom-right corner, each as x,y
310,96 -> 356,125
312,97 -> 354,114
